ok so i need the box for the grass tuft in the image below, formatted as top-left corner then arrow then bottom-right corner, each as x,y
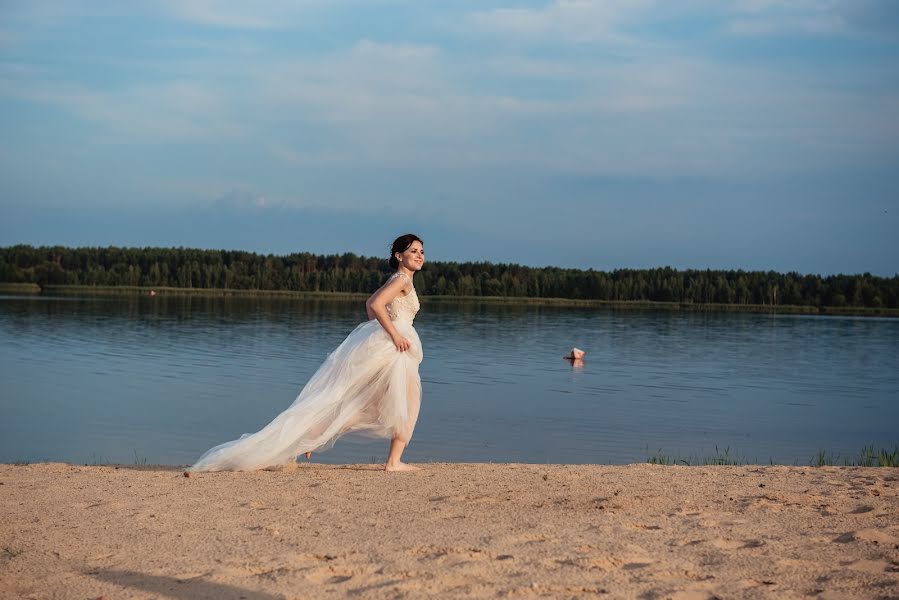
86,452 -> 111,466
132,449 -> 148,466
703,445 -> 742,466
648,445 -> 899,467
813,445 -> 899,467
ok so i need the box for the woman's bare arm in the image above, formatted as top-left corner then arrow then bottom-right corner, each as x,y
365,276 -> 412,351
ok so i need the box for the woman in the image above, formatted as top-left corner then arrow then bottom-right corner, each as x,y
191,234 -> 425,473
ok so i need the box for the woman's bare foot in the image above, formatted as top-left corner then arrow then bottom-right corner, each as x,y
305,452 -> 312,461
384,461 -> 419,472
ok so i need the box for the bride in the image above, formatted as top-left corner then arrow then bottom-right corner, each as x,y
190,234 -> 425,473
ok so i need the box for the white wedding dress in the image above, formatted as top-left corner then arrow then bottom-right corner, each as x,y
190,272 -> 422,472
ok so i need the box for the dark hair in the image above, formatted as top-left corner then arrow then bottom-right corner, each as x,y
389,233 -> 423,269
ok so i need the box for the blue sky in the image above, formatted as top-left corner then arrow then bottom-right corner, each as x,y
1,1 -> 897,275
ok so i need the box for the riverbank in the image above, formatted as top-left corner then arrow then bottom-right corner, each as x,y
3,283 -> 896,317
1,462 -> 896,599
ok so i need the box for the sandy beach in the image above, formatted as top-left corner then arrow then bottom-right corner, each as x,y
1,462 -> 897,599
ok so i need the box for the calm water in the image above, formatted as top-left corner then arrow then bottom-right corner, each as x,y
1,294 -> 897,466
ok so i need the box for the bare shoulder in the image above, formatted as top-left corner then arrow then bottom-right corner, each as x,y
369,273 -> 409,305
388,272 -> 413,294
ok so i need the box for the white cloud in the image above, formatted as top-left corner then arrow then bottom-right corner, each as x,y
725,19 -> 778,35
253,40 -> 458,136
721,0 -> 899,37
724,12 -> 847,36
214,187 -> 271,209
467,0 -> 652,44
466,1 -> 888,42
1,0 -> 897,189
0,0 -> 328,31
160,0 -> 281,29
244,34 -> 899,180
157,0 -> 336,29
730,0 -> 820,14
0,75 -> 244,142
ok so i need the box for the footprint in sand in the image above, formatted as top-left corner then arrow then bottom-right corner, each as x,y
710,538 -> 764,550
86,552 -> 117,562
823,478 -> 849,487
746,495 -> 787,511
305,567 -> 357,585
555,555 -> 621,570
408,545 -> 490,561
855,528 -> 897,544
652,569 -> 713,582
468,495 -> 503,504
833,528 -> 896,545
504,533 -> 548,545
738,578 -> 777,589
668,586 -> 721,600
847,559 -> 899,574
300,553 -> 382,586
246,525 -> 280,537
562,545 -> 656,572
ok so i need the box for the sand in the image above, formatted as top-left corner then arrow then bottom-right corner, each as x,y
1,462 -> 897,599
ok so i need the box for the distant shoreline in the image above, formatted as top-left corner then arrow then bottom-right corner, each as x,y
2,283 -> 897,317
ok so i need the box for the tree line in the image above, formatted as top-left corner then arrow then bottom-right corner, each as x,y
1,244 -> 896,308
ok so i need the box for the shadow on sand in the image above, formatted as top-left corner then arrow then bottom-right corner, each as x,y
91,569 -> 283,600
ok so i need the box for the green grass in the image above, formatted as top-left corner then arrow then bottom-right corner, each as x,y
77,449 -> 151,466
647,445 -> 752,466
646,444 -> 899,467
649,445 -> 899,467
812,445 -> 899,467
132,449 -> 148,466
701,446 -> 743,466
86,452 -> 112,466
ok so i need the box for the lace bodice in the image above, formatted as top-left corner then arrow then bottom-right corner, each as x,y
385,272 -> 420,324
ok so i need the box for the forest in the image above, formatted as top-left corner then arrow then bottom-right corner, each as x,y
1,244 -> 896,309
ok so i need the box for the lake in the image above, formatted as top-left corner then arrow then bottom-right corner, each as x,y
1,294 -> 897,466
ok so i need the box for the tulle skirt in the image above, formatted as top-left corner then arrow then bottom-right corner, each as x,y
190,319 -> 422,472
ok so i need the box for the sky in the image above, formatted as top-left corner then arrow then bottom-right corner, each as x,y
1,1 -> 898,275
